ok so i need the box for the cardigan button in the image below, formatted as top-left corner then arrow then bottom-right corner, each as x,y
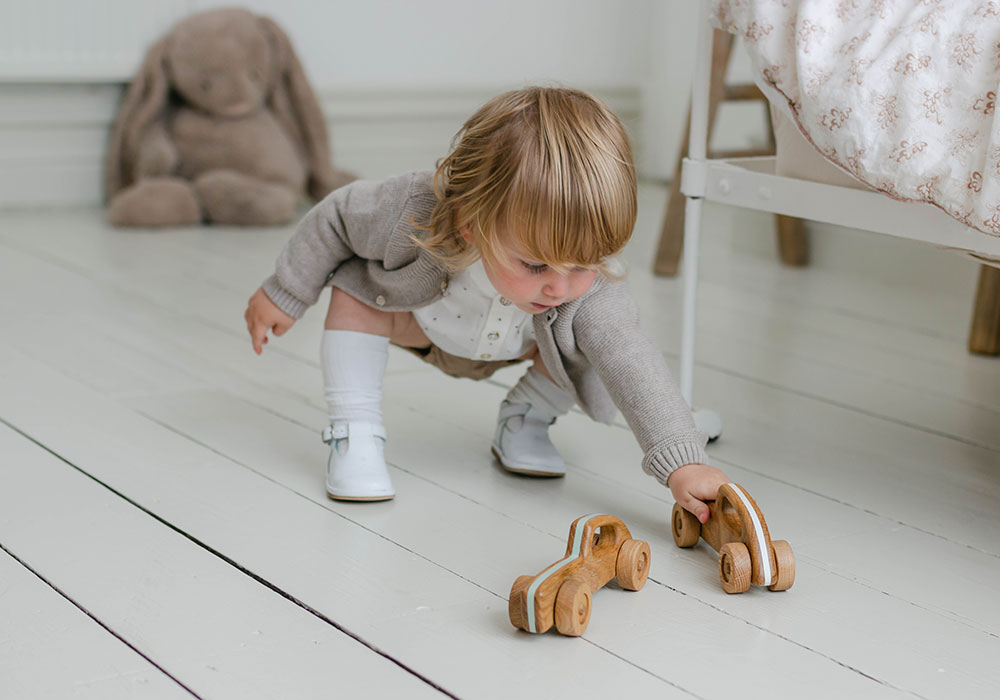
499,297 -> 512,306
375,295 -> 386,306
487,332 -> 499,340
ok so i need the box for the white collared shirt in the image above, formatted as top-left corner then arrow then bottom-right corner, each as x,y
412,260 -> 535,361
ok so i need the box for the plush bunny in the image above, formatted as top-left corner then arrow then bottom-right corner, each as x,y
105,7 -> 354,227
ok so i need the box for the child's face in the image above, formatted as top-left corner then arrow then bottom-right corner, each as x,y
466,227 -> 599,314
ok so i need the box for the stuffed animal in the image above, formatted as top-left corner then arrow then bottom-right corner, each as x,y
104,8 -> 354,227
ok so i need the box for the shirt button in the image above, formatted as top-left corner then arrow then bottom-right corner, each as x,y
487,332 -> 499,340
375,295 -> 386,306
480,353 -> 492,359
500,297 -> 512,306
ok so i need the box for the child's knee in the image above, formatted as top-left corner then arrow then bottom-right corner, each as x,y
324,288 -> 392,334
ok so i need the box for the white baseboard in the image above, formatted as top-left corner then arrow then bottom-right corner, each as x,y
0,83 -> 641,208
8,82 -> 975,297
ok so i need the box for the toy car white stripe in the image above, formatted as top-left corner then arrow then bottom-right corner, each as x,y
727,483 -> 772,585
525,513 -> 603,633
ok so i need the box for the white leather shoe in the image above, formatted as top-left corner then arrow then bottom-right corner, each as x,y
491,401 -> 566,477
323,421 -> 395,501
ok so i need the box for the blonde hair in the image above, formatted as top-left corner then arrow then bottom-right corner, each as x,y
414,86 -> 637,275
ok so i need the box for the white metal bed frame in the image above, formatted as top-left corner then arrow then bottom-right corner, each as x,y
678,2 -> 1000,426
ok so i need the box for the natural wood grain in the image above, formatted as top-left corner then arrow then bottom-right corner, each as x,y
672,483 -> 795,593
769,540 -> 796,592
554,578 -> 591,636
653,28 -> 732,278
509,515 -> 648,635
718,543 -> 752,594
615,539 -> 651,591
776,214 -> 809,266
968,264 -> 1000,355
653,29 -> 807,276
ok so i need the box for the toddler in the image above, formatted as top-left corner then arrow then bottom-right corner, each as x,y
244,87 -> 729,522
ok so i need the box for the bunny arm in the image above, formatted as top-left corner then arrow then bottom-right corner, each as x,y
135,120 -> 180,179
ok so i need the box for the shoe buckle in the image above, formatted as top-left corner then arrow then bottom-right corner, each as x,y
322,423 -> 350,444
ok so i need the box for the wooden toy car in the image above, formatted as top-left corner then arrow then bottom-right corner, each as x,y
508,514 -> 650,636
671,482 -> 794,594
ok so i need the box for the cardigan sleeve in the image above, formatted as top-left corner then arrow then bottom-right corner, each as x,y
572,280 -> 709,485
261,173 -> 416,319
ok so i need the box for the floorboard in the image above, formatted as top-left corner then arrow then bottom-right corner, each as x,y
0,547 -> 190,699
0,421 -> 447,700
0,344 -> 684,699
1,187 -> 997,699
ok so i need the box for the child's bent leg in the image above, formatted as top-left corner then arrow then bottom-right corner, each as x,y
324,286 -> 431,346
492,348 -> 575,477
320,288 -> 411,501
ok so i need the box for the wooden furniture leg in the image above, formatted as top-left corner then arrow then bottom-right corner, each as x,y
776,215 -> 809,266
653,30 -> 808,277
653,29 -> 731,277
968,264 -> 1000,355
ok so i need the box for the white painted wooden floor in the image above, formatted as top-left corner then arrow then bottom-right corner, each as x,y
1,184 -> 998,700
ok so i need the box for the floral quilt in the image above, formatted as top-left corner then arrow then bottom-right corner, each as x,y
712,0 -> 1000,237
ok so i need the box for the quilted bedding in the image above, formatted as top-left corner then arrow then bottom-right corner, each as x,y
711,0 -> 1000,237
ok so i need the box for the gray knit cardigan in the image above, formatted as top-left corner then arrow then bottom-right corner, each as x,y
261,171 -> 708,485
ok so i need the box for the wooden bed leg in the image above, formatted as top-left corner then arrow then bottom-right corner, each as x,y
653,28 -> 810,277
653,29 -> 733,278
968,264 -> 1000,355
775,215 -> 809,266
652,147 -> 688,276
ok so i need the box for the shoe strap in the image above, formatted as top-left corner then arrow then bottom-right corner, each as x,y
498,401 -> 557,426
498,401 -> 531,422
322,422 -> 387,444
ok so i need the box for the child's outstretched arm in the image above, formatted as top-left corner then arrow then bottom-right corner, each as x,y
667,462 -> 730,524
571,279 -> 734,521
245,287 -> 295,354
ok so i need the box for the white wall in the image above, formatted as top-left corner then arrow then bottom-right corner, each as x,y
0,0 -> 653,86
0,1 -> 976,295
193,0 -> 651,89
0,0 -> 672,204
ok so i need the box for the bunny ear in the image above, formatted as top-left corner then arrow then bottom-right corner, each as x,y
105,37 -> 171,200
259,16 -> 349,200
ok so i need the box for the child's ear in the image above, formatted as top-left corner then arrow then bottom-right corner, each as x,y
459,225 -> 473,242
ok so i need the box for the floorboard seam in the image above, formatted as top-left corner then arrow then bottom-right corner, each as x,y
0,541 -> 204,700
1,417 -> 461,700
649,578 -> 931,700
135,405 -> 971,695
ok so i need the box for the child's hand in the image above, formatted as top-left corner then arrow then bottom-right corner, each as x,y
245,287 -> 295,354
667,463 -> 730,524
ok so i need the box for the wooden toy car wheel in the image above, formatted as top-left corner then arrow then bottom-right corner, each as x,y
554,578 -> 592,636
767,540 -> 795,591
671,503 -> 701,547
718,542 -> 752,594
508,575 -> 533,629
615,539 -> 651,591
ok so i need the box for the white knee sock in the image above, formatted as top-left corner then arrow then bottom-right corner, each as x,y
505,366 -> 575,420
321,329 -> 390,425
